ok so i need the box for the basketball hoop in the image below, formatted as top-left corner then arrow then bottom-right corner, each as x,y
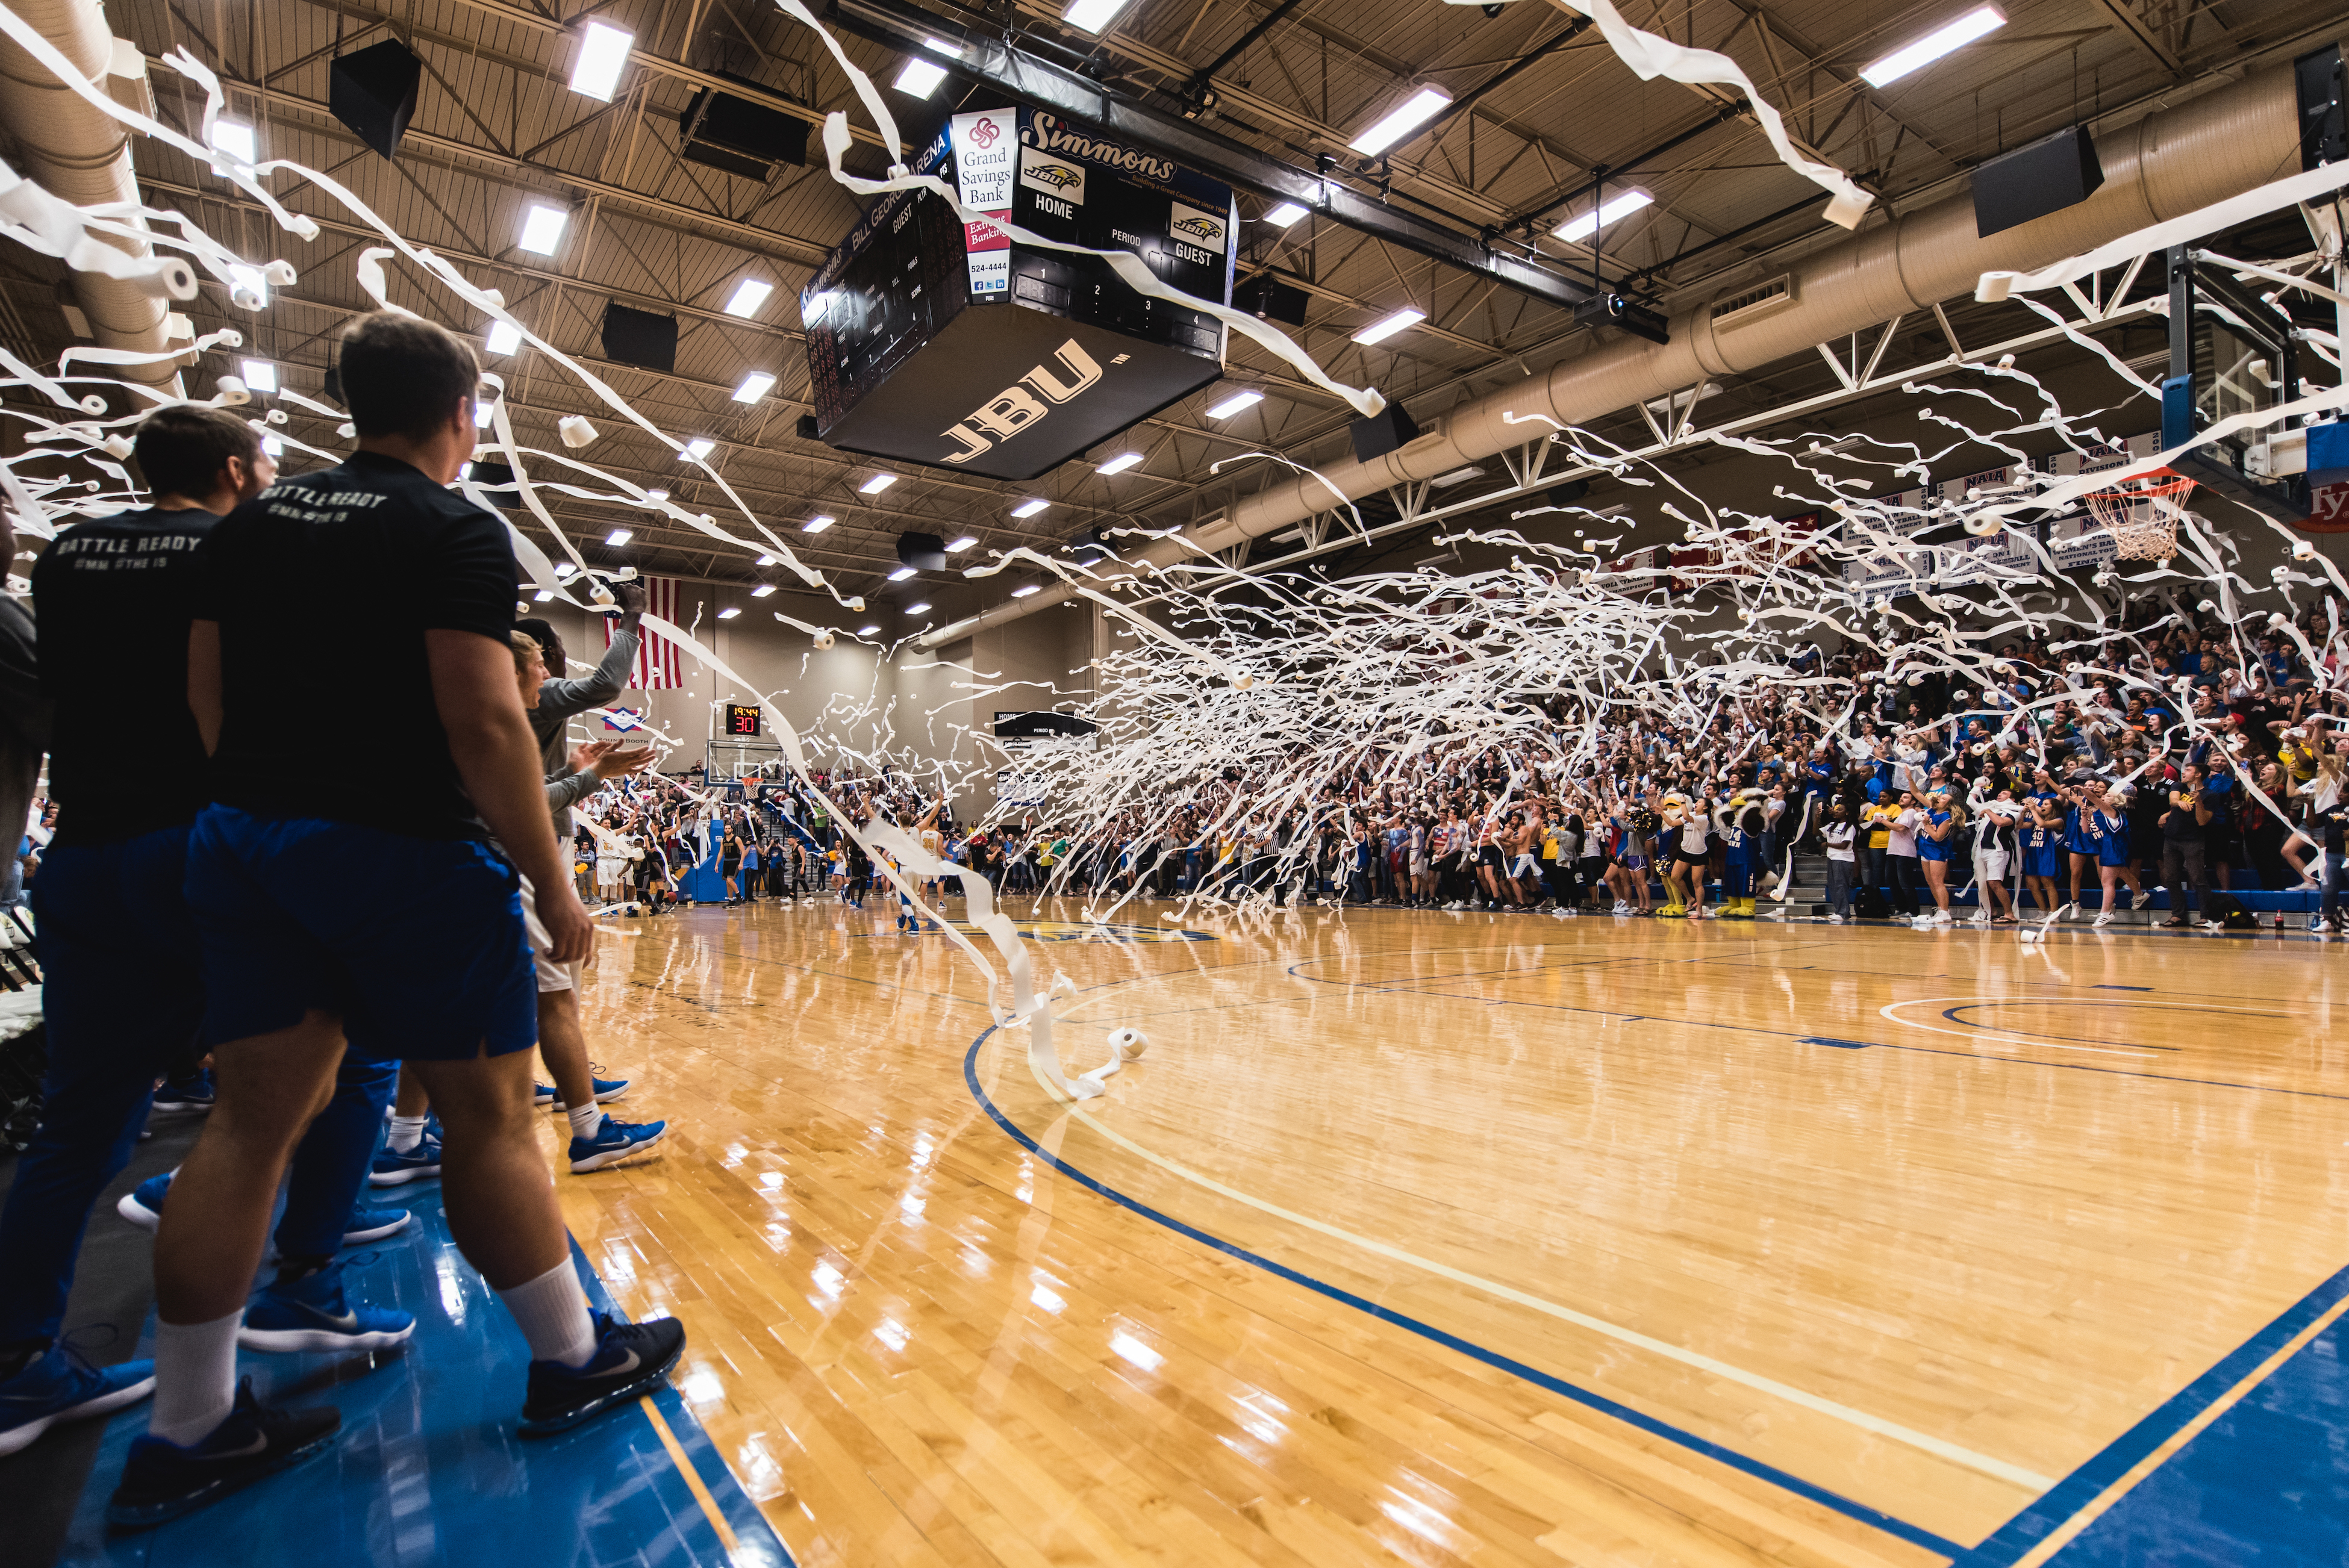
2083,468 -> 2195,560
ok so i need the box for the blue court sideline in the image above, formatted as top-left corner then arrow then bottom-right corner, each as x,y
50,1188 -> 790,1567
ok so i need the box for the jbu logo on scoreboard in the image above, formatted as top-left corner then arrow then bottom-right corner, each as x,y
1019,147 -> 1087,217
939,338 -> 1105,464
1167,203 -> 1228,264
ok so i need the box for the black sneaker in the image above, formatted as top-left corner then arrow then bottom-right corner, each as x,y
151,1069 -> 216,1112
106,1378 -> 341,1528
518,1311 -> 685,1436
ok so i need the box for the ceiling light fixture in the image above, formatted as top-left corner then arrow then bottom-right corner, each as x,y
1010,498 -> 1050,518
1553,187 -> 1654,243
554,561 -> 577,578
1347,85 -> 1451,155
239,358 -> 277,393
859,473 -> 897,494
1861,4 -> 2005,87
750,584 -> 776,597
753,552 -> 774,564
517,202 -> 569,255
534,588 -> 555,602
732,371 -> 777,403
1429,465 -> 1486,488
905,601 -> 931,615
262,434 -> 283,456
606,528 -> 632,546
1011,583 -> 1040,597
473,402 -> 494,428
893,49 -> 950,98
1061,0 -> 1132,33
858,624 -> 880,635
208,118 -> 255,175
717,606 -> 740,619
723,278 -> 774,317
1205,389 -> 1264,419
888,565 -> 917,581
485,319 -> 523,355
568,21 -> 633,101
1263,201 -> 1309,227
1351,308 -> 1425,346
647,489 -> 669,502
802,515 -> 834,533
1096,452 -> 1143,474
682,438 -> 715,459
946,535 -> 978,552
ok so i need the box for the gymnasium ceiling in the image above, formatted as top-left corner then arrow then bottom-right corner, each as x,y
8,0 -> 2348,602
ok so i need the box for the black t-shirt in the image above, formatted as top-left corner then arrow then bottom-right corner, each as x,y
193,452 -> 517,838
33,507 -> 217,841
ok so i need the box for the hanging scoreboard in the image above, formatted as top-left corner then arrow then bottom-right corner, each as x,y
801,108 -> 1237,481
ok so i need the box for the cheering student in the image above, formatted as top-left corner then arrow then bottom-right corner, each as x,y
112,314 -> 684,1528
0,409 -> 269,1459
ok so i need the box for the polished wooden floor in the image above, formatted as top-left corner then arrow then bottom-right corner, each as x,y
537,897 -> 2349,1567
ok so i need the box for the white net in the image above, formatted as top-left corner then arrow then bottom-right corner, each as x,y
2083,471 -> 2195,560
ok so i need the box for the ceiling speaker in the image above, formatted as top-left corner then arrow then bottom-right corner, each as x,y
1973,126 -> 2103,238
1349,402 -> 1421,464
1236,274 -> 1309,328
329,40 -> 423,161
679,72 -> 812,180
897,532 -> 947,571
600,303 -> 679,374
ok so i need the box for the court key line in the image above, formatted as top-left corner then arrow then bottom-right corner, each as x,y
964,1032 -> 1974,1560
1023,1045 -> 2055,1492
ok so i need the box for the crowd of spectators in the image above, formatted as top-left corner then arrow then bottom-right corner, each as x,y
538,595 -> 2347,934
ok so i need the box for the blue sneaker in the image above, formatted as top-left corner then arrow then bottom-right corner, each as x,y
532,1082 -> 557,1106
550,1074 -> 630,1110
369,1130 -> 442,1186
237,1260 -> 414,1354
567,1115 -> 670,1173
0,1343 -> 155,1458
116,1171 -> 173,1228
108,1378 -> 339,1528
120,1174 -> 410,1246
518,1311 -> 685,1436
151,1069 -> 214,1112
341,1206 -> 413,1245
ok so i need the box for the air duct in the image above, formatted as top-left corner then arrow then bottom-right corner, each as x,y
0,0 -> 181,393
923,51 -> 2319,650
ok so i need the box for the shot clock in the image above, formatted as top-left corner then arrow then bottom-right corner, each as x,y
724,703 -> 763,737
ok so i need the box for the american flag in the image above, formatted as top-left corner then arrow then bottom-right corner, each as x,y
604,574 -> 685,688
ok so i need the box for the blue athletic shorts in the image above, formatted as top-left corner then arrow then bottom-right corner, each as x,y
186,805 -> 537,1060
2025,844 -> 2064,879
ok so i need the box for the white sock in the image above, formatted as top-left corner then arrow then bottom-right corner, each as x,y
148,1310 -> 243,1446
498,1258 -> 598,1368
566,1105 -> 603,1140
386,1115 -> 429,1154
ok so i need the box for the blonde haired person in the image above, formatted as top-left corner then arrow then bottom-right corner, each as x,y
1915,789 -> 1964,927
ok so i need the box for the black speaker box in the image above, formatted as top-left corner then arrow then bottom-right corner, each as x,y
897,532 -> 947,571
1973,126 -> 2104,238
601,303 -> 679,373
679,73 -> 811,180
330,40 -> 423,161
2298,46 -> 2347,170
1236,273 -> 1309,328
1349,402 -> 1421,464
467,459 -> 516,491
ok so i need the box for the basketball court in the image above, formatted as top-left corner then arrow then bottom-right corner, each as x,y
57,898 -> 2317,1567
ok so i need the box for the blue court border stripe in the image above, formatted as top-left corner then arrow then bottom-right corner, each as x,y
961,1028 -> 1968,1559
1950,1261 -> 2349,1567
575,1240 -> 798,1567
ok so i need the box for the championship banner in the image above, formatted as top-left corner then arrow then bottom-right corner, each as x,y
606,575 -> 684,688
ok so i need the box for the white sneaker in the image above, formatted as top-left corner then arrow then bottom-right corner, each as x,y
2093,910 -> 2115,927
1970,911 -> 1990,925
1826,913 -> 1844,924
2057,902 -> 2077,921
2133,889 -> 2154,909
